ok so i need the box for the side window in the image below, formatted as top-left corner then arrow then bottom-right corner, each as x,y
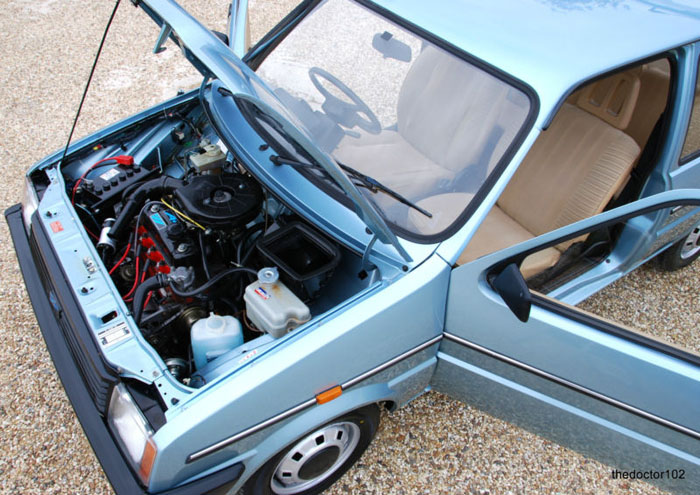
680,57 -> 700,162
519,204 -> 700,355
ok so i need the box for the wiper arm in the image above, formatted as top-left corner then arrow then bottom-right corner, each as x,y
270,155 -> 316,168
336,161 -> 432,218
270,154 -> 432,218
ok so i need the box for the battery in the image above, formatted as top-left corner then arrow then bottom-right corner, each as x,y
78,163 -> 158,212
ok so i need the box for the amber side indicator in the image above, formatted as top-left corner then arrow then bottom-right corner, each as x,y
139,438 -> 158,484
315,386 -> 342,405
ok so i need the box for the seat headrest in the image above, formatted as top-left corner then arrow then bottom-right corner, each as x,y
576,71 -> 641,130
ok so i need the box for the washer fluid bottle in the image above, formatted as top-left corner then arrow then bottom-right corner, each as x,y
191,313 -> 243,370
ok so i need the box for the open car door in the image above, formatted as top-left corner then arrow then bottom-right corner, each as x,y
433,190 -> 700,493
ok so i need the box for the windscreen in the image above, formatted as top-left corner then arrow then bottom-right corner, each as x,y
256,0 -> 532,238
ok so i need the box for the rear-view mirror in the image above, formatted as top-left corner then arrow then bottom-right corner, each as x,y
372,31 -> 412,62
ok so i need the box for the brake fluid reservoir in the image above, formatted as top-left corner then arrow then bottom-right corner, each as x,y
191,313 -> 243,370
189,139 -> 226,172
244,267 -> 311,338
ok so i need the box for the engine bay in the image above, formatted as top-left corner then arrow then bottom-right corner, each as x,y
59,97 -> 372,388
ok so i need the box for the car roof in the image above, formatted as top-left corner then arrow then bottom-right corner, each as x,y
373,0 -> 700,125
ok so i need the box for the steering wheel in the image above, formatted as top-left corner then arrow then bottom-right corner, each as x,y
309,67 -> 381,135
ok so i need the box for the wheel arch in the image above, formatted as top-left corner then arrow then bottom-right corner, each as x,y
230,382 -> 392,491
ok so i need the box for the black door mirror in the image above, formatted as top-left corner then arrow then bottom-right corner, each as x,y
491,263 -> 532,322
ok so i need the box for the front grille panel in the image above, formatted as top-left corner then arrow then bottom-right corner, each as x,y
30,222 -> 118,415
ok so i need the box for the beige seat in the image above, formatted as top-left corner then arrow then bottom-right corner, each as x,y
410,73 -> 643,278
625,61 -> 670,148
565,62 -> 670,151
334,45 -> 526,201
561,62 -> 669,202
333,130 -> 455,199
410,192 -> 561,278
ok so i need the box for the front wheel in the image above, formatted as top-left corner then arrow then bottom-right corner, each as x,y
242,404 -> 380,495
659,221 -> 700,271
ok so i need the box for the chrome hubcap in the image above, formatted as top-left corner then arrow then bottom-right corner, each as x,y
270,421 -> 360,494
680,224 -> 700,260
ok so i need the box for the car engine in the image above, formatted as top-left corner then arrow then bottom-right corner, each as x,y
62,100 -> 349,387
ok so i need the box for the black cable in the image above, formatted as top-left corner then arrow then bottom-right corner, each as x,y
198,76 -> 211,110
74,203 -> 101,233
59,0 -> 122,169
241,232 -> 263,266
169,267 -> 257,298
84,159 -> 124,179
141,259 -> 152,280
198,230 -> 212,279
235,237 -> 244,266
99,244 -> 114,265
236,222 -> 265,265
122,201 -> 161,299
170,111 -> 201,138
146,305 -> 187,338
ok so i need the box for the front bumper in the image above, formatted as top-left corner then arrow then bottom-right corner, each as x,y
5,203 -> 244,495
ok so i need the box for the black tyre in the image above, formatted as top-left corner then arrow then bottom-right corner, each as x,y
659,221 -> 700,271
242,404 -> 380,495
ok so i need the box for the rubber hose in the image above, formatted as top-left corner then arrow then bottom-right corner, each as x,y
108,176 -> 183,241
169,267 -> 257,298
133,274 -> 167,325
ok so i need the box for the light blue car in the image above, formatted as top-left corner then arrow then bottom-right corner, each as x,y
6,0 -> 700,493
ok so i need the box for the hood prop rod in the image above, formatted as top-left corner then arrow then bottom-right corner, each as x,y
59,0 -> 122,169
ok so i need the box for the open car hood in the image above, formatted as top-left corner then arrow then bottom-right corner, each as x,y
135,0 -> 411,262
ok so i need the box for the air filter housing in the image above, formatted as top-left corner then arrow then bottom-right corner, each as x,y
172,174 -> 262,229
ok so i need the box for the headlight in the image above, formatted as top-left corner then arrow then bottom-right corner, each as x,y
21,175 -> 39,234
107,384 -> 157,485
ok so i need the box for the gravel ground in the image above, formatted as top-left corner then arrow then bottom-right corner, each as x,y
579,262 -> 700,355
0,1 -> 689,494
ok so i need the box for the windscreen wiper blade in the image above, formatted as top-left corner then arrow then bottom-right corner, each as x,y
271,154 -> 432,218
336,161 -> 432,218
